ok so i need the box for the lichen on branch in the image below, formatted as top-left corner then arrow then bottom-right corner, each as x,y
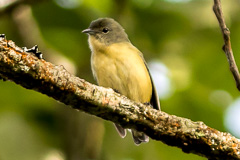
0,35 -> 240,159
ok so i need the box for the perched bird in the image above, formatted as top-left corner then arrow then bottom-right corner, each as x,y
82,18 -> 160,145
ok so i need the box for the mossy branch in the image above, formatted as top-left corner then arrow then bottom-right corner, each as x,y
0,36 -> 240,160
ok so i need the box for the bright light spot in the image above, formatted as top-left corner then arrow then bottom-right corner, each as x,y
209,90 -> 233,107
54,0 -> 81,9
0,0 -> 18,8
43,150 -> 65,160
148,61 -> 173,99
224,98 -> 240,138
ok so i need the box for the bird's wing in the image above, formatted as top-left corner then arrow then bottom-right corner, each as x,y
136,48 -> 161,110
148,67 -> 161,110
144,62 -> 161,110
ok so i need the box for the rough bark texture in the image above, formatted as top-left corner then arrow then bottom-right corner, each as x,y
0,36 -> 240,159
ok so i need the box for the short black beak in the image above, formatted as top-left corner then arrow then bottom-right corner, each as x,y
82,28 -> 95,34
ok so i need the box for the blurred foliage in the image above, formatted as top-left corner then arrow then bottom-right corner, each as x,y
1,0 -> 240,160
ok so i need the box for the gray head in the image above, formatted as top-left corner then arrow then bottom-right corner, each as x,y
82,18 -> 129,45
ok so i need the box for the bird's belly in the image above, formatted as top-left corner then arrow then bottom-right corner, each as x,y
91,52 -> 152,103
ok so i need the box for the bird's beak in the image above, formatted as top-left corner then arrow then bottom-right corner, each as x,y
82,28 -> 95,34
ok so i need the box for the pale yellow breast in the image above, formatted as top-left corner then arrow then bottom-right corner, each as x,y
90,37 -> 152,103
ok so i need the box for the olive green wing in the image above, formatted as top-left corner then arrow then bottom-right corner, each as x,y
145,63 -> 161,110
137,50 -> 161,110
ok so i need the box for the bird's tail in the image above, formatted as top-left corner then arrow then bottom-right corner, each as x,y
114,123 -> 149,145
114,123 -> 126,138
131,129 -> 149,145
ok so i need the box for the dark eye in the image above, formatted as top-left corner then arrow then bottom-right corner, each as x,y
102,28 -> 109,33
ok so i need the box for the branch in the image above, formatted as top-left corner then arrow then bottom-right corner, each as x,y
0,36 -> 240,160
213,0 -> 240,91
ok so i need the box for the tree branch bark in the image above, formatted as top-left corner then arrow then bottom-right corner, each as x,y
213,0 -> 240,91
0,36 -> 240,159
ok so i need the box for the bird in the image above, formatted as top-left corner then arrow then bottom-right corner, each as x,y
82,18 -> 160,145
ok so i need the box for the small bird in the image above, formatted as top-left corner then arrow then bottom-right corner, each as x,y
82,18 -> 160,145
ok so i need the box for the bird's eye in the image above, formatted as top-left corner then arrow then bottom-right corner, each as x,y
102,28 -> 109,33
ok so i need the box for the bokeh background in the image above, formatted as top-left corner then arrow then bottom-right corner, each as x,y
1,0 -> 240,159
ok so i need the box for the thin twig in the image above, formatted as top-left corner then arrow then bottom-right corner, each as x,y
213,0 -> 240,91
0,37 -> 240,159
